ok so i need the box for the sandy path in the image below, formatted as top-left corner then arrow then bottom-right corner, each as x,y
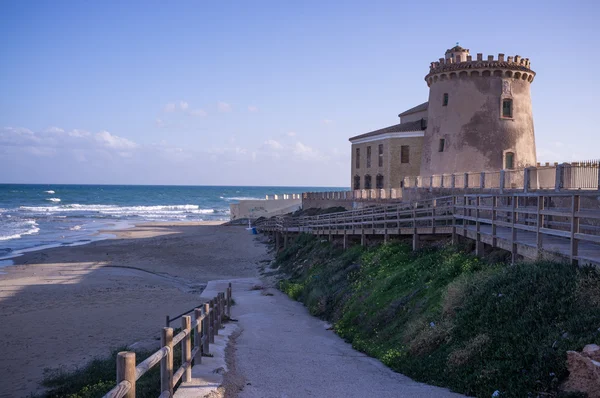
0,224 -> 268,398
224,279 -> 465,398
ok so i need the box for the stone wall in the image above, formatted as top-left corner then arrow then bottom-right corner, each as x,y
229,198 -> 302,220
421,74 -> 536,175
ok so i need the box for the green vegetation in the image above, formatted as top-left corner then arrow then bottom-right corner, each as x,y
39,333 -> 189,398
276,234 -> 600,397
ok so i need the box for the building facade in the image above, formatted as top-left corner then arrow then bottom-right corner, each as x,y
349,45 -> 537,189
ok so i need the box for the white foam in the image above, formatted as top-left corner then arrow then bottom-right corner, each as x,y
224,197 -> 263,201
46,198 -> 61,202
70,225 -> 82,231
0,220 -> 40,241
44,190 -> 56,194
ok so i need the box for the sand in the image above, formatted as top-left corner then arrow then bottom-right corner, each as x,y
0,222 -> 269,398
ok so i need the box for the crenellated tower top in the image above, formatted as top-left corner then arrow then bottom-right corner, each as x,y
425,47 -> 536,87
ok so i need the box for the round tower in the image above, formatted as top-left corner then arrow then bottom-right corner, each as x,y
420,46 -> 537,176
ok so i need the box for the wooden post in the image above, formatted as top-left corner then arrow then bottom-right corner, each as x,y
227,283 -> 232,317
194,308 -> 203,364
182,315 -> 192,382
451,196 -> 457,245
432,199 -> 437,234
492,196 -> 498,247
203,302 -> 210,354
536,196 -> 544,256
523,167 -> 531,193
117,352 -> 136,398
511,196 -> 517,265
209,300 -> 215,343
161,327 -> 174,397
475,196 -> 484,256
480,172 -> 485,189
570,195 -> 580,265
499,170 -> 505,194
214,296 -> 220,336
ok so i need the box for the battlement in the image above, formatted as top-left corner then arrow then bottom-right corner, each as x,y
425,52 -> 535,86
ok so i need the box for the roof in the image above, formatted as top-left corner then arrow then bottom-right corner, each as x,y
446,45 -> 468,53
349,119 -> 426,142
398,102 -> 428,117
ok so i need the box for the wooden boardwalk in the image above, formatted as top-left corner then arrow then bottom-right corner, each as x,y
257,192 -> 600,265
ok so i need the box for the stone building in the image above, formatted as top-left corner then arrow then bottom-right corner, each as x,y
349,45 -> 537,190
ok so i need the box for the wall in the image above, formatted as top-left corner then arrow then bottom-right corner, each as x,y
400,109 -> 428,123
351,136 -> 423,190
421,74 -> 536,175
230,198 -> 302,220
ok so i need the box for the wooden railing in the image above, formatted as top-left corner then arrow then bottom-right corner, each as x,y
103,284 -> 233,398
257,193 -> 600,265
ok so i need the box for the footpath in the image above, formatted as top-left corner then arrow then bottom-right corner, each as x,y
176,278 -> 465,398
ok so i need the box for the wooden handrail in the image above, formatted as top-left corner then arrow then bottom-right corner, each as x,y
102,282 -> 233,398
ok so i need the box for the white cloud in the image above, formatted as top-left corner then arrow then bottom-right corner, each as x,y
179,101 -> 189,111
164,103 -> 176,112
264,139 -> 283,150
287,131 -> 296,137
293,141 -> 324,161
68,129 -> 91,138
45,126 -> 65,133
218,101 -> 232,112
95,131 -> 138,150
189,109 -> 207,117
323,119 -> 333,125
248,105 -> 258,112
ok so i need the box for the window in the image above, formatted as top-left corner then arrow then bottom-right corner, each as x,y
505,152 -> 515,170
502,99 -> 513,118
401,145 -> 410,163
438,138 -> 445,152
366,146 -> 371,168
376,174 -> 384,189
353,175 -> 360,190
378,144 -> 383,167
364,175 -> 372,189
443,93 -> 449,106
355,148 -> 360,168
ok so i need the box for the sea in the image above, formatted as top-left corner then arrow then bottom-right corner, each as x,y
0,184 -> 346,263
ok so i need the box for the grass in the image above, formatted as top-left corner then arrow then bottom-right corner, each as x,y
275,234 -> 600,398
38,332 -> 191,398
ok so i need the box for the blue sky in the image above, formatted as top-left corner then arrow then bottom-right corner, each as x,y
1,0 -> 598,186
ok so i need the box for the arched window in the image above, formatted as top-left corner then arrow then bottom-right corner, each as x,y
364,175 -> 372,189
376,174 -> 384,189
505,152 -> 515,170
353,175 -> 360,190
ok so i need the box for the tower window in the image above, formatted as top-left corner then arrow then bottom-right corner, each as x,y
502,99 -> 513,118
353,175 -> 360,190
401,145 -> 410,163
364,175 -> 372,189
438,139 -> 445,152
355,148 -> 360,168
376,174 -> 384,189
366,146 -> 371,168
443,93 -> 449,106
505,152 -> 515,170
378,144 -> 383,167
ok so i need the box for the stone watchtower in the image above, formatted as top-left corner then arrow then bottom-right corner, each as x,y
420,45 -> 537,176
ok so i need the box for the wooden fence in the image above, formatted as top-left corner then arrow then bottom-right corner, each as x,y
257,193 -> 600,266
102,284 -> 233,398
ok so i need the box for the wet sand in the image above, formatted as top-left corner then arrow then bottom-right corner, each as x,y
0,222 -> 269,397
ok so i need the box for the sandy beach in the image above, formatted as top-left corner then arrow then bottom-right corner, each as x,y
0,222 -> 269,398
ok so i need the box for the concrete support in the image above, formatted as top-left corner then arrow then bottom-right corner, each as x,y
523,167 -> 531,193
283,232 -> 288,249
343,232 -> 349,249
361,232 -> 366,247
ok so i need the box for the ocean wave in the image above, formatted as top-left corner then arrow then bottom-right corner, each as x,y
46,198 -> 61,202
18,203 -> 223,219
0,220 -> 40,241
44,190 -> 56,194
70,225 -> 82,231
223,196 -> 263,201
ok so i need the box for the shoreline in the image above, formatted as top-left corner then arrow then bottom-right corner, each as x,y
0,221 -> 267,397
0,219 -> 228,267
